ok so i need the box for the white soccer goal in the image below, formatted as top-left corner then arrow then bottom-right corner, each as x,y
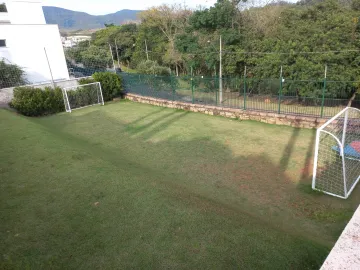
62,82 -> 104,113
312,107 -> 360,199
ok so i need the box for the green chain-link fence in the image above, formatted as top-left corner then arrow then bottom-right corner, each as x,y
121,73 -> 360,118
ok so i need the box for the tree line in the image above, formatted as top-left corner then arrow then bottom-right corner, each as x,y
65,0 -> 360,98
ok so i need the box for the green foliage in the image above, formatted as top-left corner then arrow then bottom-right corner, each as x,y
190,0 -> 238,30
0,3 -> 7,12
0,60 -> 27,88
81,46 -> 112,68
104,23 -> 115,27
78,77 -> 95,85
10,87 -> 64,116
92,72 -> 123,101
65,42 -> 111,69
91,24 -> 137,67
352,0 -> 360,11
72,0 -> 360,100
137,60 -> 171,75
66,84 -> 99,108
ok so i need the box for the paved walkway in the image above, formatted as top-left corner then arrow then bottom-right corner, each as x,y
321,205 -> 360,270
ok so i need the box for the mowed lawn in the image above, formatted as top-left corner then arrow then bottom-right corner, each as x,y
1,101 -> 359,269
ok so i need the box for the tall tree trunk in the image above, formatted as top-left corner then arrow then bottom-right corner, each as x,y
347,90 -> 358,107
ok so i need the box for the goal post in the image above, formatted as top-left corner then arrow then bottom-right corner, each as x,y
62,82 -> 104,113
312,107 -> 360,199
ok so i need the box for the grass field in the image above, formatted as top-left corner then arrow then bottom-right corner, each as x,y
1,101 -> 359,269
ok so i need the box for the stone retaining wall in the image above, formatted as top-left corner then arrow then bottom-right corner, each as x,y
126,93 -> 328,129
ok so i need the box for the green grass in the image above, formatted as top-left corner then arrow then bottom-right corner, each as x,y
1,101 -> 359,269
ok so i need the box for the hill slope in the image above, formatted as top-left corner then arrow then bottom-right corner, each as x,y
43,6 -> 141,30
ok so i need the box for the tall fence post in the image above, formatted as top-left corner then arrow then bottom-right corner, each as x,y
171,73 -> 176,101
44,47 -> 55,88
215,76 -> 218,106
278,66 -> 283,114
243,66 -> 247,110
219,35 -> 223,104
321,65 -> 327,118
191,77 -> 194,104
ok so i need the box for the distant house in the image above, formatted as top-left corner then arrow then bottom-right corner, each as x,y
0,0 -> 69,83
63,39 -> 75,48
68,35 -> 91,44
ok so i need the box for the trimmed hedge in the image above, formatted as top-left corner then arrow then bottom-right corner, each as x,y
92,72 -> 122,101
10,72 -> 123,116
66,84 -> 100,109
10,87 -> 65,116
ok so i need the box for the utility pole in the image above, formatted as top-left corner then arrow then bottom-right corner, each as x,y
145,39 -> 149,60
321,65 -> 327,117
219,35 -> 223,104
115,39 -> 120,69
109,43 -> 116,72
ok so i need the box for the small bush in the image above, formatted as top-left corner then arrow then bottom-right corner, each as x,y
78,77 -> 95,85
92,72 -> 122,101
11,87 -> 64,116
66,84 -> 99,109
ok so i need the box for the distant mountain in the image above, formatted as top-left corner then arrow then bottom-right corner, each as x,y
43,6 -> 141,30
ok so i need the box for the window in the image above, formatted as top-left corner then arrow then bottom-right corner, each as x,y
0,3 -> 7,12
0,40 -> 6,47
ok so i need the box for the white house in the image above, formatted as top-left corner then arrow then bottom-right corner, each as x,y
61,35 -> 91,48
68,36 -> 91,44
0,0 -> 69,84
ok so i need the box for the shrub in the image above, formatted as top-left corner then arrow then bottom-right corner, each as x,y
0,3 -> 7,12
92,72 -> 122,101
66,84 -> 99,108
11,87 -> 64,116
137,60 -> 171,76
78,77 -> 95,85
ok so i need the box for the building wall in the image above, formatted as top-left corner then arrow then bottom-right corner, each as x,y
0,24 -> 70,83
3,0 -> 45,24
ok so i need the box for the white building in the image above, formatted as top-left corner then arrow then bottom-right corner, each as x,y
68,35 -> 91,44
63,40 -> 76,48
61,35 -> 91,48
0,0 -> 69,84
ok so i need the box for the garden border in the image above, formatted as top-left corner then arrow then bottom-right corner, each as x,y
125,93 -> 328,129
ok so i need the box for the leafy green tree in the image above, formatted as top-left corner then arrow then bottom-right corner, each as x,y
137,60 -> 171,75
80,46 -> 111,68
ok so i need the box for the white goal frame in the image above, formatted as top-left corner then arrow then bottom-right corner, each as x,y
62,82 -> 104,113
312,107 -> 360,199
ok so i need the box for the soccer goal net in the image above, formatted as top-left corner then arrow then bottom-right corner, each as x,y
312,107 -> 360,199
63,82 -> 104,113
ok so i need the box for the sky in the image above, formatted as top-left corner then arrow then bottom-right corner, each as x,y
42,0 -> 217,15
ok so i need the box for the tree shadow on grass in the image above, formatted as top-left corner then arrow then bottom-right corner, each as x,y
22,107 -> 360,268
125,110 -> 190,140
298,129 -> 317,193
